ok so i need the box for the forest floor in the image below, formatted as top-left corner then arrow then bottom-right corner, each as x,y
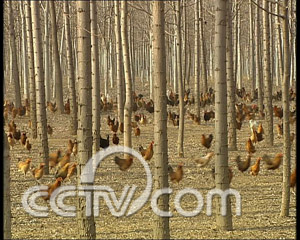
4,77 -> 296,239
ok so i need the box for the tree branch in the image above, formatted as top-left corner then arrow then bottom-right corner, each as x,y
251,0 -> 285,19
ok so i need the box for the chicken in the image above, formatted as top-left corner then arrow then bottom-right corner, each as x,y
8,120 -> 16,132
57,152 -> 72,169
256,130 -> 264,142
47,124 -> 53,136
250,157 -> 261,176
172,117 -> 179,127
139,114 -> 147,125
236,120 -> 242,130
203,111 -> 212,122
72,139 -> 78,156
109,121 -> 119,133
201,134 -> 213,149
66,163 -> 77,180
143,141 -> 154,161
249,119 -> 258,133
250,130 -> 258,144
18,106 -> 26,116
107,115 -> 115,126
42,177 -> 63,201
47,101 -> 57,113
64,99 -> 70,114
100,135 -> 109,149
246,138 -> 256,154
134,127 -> 141,137
18,158 -> 32,177
7,133 -> 15,149
12,128 -> 21,141
114,156 -> 133,171
134,114 -> 141,122
67,139 -> 74,153
112,133 -> 119,145
139,146 -> 146,157
32,163 -> 45,183
276,123 -> 283,137
12,107 -> 18,118
55,163 -> 70,180
290,168 -> 296,193
235,154 -> 251,172
195,152 -> 214,167
25,139 -> 32,152
20,132 -> 27,146
263,153 -> 283,170
257,123 -> 264,134
48,150 -> 62,169
168,163 -> 184,184
273,105 -> 283,119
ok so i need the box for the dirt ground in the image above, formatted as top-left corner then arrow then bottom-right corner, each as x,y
4,78 -> 296,239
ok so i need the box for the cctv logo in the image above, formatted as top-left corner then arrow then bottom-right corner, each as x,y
22,146 -> 241,218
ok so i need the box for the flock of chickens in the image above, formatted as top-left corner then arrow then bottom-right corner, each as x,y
4,86 -> 297,203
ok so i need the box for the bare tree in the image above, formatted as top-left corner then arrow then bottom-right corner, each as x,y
64,1 -> 78,135
8,0 -> 22,108
121,0 -> 133,152
152,1 -> 170,238
114,0 -> 124,124
175,0 -> 185,157
43,1 -> 51,103
50,1 -> 64,113
280,0 -> 291,217
25,0 -> 37,139
31,0 -> 49,174
262,0 -> 274,146
91,0 -> 100,154
76,1 -> 96,238
214,0 -> 233,230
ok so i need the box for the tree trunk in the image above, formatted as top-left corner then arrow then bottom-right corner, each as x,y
175,0 -> 185,157
262,0 -> 274,146
114,0 -> 124,124
76,1 -> 96,238
31,0 -> 49,174
227,0 -> 237,151
280,0 -> 291,217
255,1 -> 264,113
249,0 -> 256,98
8,1 -> 22,108
44,1 -> 51,103
152,1 -> 170,238
64,1 -> 78,135
194,0 -> 200,120
199,0 -> 208,93
24,1 -> 37,138
4,133 -> 11,239
214,0 -> 233,230
90,0 -> 101,154
50,1 -> 64,113
121,0 -> 133,152
20,2 -> 29,101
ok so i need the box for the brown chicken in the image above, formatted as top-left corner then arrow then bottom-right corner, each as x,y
201,134 -> 213,149
7,133 -> 15,149
114,156 -> 133,171
109,121 -> 119,133
273,105 -> 283,119
263,153 -> 283,170
134,127 -> 141,137
235,154 -> 251,172
47,125 -> 53,136
250,157 -> 261,176
72,139 -> 78,156
290,168 -> 296,192
55,163 -> 70,180
112,133 -> 119,145
257,123 -> 264,134
66,163 -> 77,180
142,141 -> 154,161
25,139 -> 32,152
57,151 -> 72,169
276,123 -> 283,138
246,138 -> 256,154
64,99 -> 70,114
32,163 -> 46,183
42,177 -> 63,201
139,114 -> 147,125
67,139 -> 74,153
12,128 -> 21,141
168,163 -> 184,184
47,101 -> 57,113
18,158 -> 32,177
48,150 -> 62,169
250,130 -> 258,144
195,152 -> 214,167
20,132 -> 27,146
8,120 -> 16,132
